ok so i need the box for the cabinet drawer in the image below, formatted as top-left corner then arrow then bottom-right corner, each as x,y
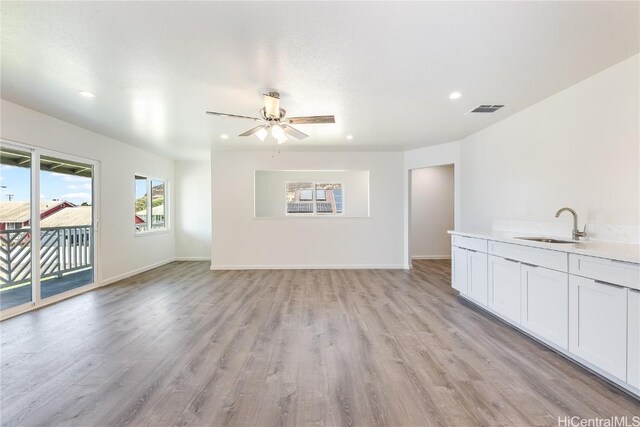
488,241 -> 568,272
569,254 -> 639,290
451,235 -> 487,252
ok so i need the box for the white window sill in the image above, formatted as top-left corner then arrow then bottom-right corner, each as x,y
134,228 -> 171,237
252,216 -> 370,220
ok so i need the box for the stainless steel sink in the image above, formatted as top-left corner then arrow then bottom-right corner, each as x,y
515,237 -> 576,244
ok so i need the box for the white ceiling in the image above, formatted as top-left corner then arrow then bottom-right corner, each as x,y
1,1 -> 638,160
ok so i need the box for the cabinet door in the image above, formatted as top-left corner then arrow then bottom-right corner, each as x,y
452,246 -> 468,294
467,250 -> 488,306
628,289 -> 639,389
521,265 -> 569,349
569,276 -> 628,381
488,255 -> 521,323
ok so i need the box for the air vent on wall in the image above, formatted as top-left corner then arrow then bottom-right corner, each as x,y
470,104 -> 505,113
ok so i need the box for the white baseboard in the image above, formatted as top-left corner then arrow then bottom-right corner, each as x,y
174,256 -> 211,261
100,258 -> 176,287
210,264 -> 408,270
411,255 -> 451,260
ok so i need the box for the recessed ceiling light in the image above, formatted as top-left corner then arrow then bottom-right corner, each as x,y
346,135 -> 354,140
220,134 -> 229,140
78,90 -> 95,98
449,91 -> 462,100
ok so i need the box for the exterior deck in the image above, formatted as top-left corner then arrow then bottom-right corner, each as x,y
0,226 -> 93,311
0,269 -> 93,311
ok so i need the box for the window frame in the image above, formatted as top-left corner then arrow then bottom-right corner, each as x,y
134,174 -> 169,235
284,181 -> 344,217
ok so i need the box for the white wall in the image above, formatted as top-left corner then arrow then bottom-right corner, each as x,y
402,54 -> 640,264
211,151 -> 405,268
254,170 -> 369,218
410,165 -> 454,259
1,99 -> 176,284
175,160 -> 211,260
459,54 -> 639,237
5,53 -> 634,278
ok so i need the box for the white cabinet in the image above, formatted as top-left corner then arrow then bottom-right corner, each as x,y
467,250 -> 488,306
521,265 -> 569,349
570,254 -> 639,290
628,290 -> 640,389
451,242 -> 487,306
488,255 -> 521,323
450,232 -> 639,396
569,275 -> 628,381
452,235 -> 488,252
489,241 -> 568,272
452,246 -> 468,294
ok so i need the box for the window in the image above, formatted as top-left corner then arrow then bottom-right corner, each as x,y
150,179 -> 166,229
286,182 -> 314,215
135,175 -> 167,232
286,181 -> 343,216
255,170 -> 367,218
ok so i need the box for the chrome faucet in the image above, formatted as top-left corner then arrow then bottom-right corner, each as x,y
555,207 -> 587,241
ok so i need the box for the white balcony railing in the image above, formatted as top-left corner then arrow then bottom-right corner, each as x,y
0,226 -> 93,289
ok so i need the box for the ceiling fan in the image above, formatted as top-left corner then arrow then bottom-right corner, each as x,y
206,91 -> 335,144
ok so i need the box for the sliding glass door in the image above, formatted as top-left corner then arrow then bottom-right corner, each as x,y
39,155 -> 94,299
0,147 -> 33,311
0,141 -> 98,317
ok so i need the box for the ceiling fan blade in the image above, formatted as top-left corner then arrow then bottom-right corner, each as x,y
263,93 -> 281,119
283,125 -> 309,140
205,111 -> 261,121
238,125 -> 267,137
286,115 -> 335,125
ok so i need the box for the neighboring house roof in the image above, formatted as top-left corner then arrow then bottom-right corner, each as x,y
135,214 -> 146,225
0,200 -> 71,223
40,206 -> 92,228
137,204 -> 164,216
287,202 -> 313,214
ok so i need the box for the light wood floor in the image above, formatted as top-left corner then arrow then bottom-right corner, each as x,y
1,260 -> 638,426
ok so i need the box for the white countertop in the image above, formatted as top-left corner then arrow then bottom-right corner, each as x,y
448,230 -> 640,264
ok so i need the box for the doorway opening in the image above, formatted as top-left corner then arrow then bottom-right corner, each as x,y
409,164 -> 454,267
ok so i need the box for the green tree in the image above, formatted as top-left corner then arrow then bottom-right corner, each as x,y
135,196 -> 147,212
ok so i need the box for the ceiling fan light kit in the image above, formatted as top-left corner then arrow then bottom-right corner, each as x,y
255,127 -> 268,142
270,124 -> 287,144
206,91 -> 335,145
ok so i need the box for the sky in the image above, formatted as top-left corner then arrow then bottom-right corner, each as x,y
0,164 -> 92,205
135,176 -> 147,199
